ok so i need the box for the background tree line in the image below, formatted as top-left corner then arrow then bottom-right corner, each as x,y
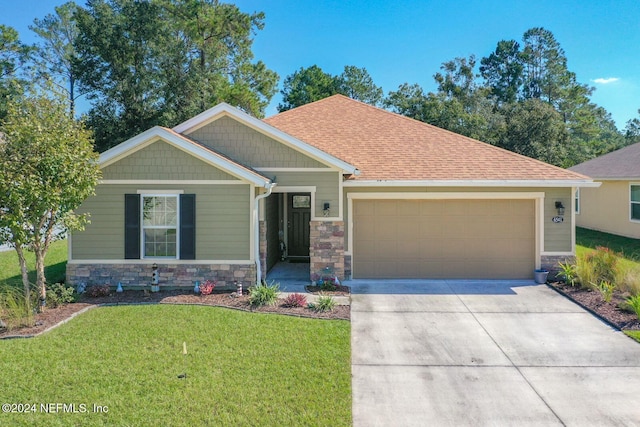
281,28 -> 640,168
1,2 -> 639,165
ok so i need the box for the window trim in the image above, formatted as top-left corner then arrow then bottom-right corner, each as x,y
575,188 -> 580,215
140,194 -> 180,259
631,183 -> 640,223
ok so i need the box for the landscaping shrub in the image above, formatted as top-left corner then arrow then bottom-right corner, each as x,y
626,295 -> 640,320
320,280 -> 337,292
557,261 -> 577,286
576,246 -> 618,289
87,284 -> 111,298
46,283 -> 75,308
248,281 -> 279,307
0,286 -> 37,330
593,280 -> 615,303
310,295 -> 336,312
282,293 -> 307,308
200,280 -> 216,295
616,265 -> 640,296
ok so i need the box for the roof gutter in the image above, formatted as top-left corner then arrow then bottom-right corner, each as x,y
343,179 -> 601,188
253,183 -> 276,285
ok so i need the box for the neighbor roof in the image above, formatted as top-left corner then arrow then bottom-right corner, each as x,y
265,95 -> 592,185
569,141 -> 640,179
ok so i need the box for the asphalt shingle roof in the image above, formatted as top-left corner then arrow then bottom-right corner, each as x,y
264,95 -> 590,182
569,142 -> 640,179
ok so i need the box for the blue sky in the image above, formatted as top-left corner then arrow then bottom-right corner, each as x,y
4,0 -> 640,128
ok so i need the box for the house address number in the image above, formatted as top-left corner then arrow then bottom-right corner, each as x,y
552,216 -> 564,223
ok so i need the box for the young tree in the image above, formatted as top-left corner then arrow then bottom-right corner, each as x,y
0,90 -> 100,309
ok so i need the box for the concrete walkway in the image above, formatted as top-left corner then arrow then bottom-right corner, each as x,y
267,261 -> 350,304
349,279 -> 640,426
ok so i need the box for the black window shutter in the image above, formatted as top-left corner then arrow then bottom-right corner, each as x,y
124,194 -> 141,259
180,194 -> 196,260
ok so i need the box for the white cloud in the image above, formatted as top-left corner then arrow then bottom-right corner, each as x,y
592,77 -> 620,84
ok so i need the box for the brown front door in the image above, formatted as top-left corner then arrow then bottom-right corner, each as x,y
287,193 -> 311,260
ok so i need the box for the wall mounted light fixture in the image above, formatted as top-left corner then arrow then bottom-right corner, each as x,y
555,201 -> 565,216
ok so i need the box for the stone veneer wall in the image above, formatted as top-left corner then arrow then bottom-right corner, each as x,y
344,254 -> 352,280
66,263 -> 256,290
540,254 -> 575,280
309,221 -> 345,281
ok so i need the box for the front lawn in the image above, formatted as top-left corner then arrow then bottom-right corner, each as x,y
0,305 -> 351,426
576,227 -> 640,265
625,330 -> 640,343
0,240 -> 67,287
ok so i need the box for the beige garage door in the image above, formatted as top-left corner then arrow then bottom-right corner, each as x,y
353,199 -> 535,279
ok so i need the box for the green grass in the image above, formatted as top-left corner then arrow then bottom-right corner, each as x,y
0,305 -> 351,426
0,240 -> 67,287
576,227 -> 640,264
624,330 -> 640,343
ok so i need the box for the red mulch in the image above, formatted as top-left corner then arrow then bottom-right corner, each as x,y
0,289 -> 350,339
548,282 -> 640,330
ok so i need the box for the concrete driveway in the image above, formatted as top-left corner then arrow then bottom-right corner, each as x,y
350,280 -> 640,426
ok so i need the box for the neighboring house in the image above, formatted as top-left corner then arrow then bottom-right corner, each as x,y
569,142 -> 640,239
67,95 -> 596,288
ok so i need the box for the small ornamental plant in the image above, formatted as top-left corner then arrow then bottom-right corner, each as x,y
282,293 -> 307,308
200,280 -> 216,296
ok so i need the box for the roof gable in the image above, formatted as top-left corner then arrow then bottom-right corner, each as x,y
185,115 -> 328,169
569,142 -> 640,179
172,103 -> 358,174
265,95 -> 593,185
99,126 -> 271,187
102,139 -> 238,181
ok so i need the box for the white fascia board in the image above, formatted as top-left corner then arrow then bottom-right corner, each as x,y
99,126 -> 271,188
172,103 -> 359,176
343,179 -> 601,188
588,177 -> 640,181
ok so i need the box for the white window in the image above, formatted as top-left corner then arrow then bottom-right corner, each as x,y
631,185 -> 640,221
575,188 -> 580,214
142,195 -> 179,258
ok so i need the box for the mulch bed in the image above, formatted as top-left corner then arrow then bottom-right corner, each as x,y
0,289 -> 350,339
548,282 -> 640,330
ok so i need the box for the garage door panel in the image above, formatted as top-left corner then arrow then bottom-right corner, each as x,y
353,199 -> 535,279
420,202 -> 444,216
354,200 -> 376,216
442,200 -> 469,216
397,240 -> 421,258
440,218 -> 468,238
397,221 -> 420,240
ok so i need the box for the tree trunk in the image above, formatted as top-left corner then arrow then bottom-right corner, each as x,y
35,249 -> 47,311
14,245 -> 31,313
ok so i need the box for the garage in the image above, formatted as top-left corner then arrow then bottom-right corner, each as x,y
352,198 -> 536,279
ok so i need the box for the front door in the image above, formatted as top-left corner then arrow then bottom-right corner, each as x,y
287,193 -> 311,260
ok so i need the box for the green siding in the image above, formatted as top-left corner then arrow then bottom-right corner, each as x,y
102,140 -> 239,181
187,116 -> 328,168
275,171 -> 340,217
344,186 -> 573,253
72,183 -> 251,260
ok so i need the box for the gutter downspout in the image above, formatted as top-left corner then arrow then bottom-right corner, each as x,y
254,183 -> 275,285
